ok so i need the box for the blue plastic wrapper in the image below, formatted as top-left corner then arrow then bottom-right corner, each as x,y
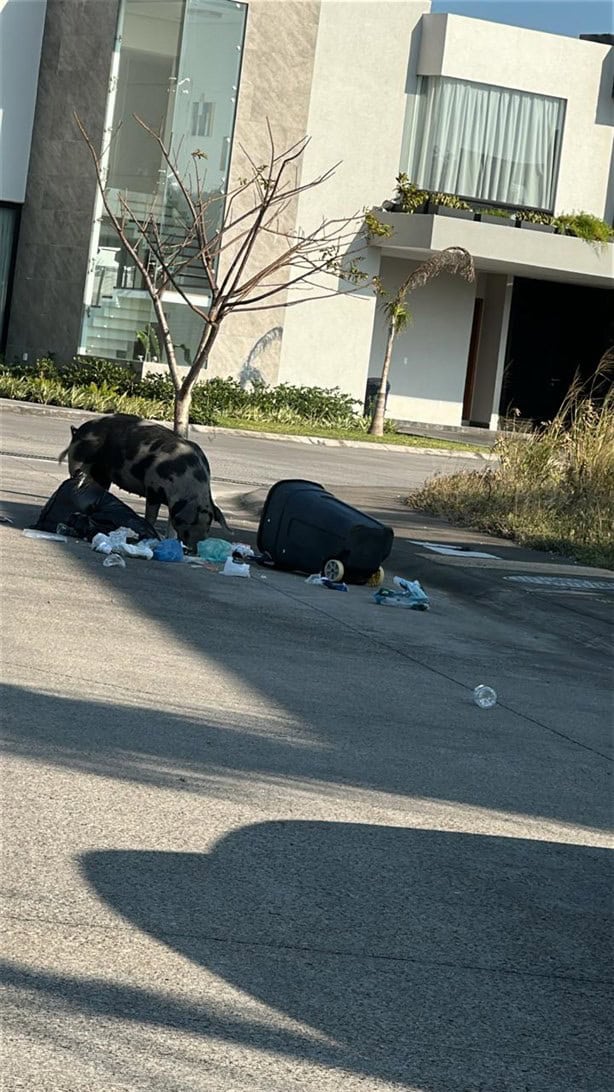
152,538 -> 185,562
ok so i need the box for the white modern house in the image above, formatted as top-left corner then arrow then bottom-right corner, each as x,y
2,0 -> 613,429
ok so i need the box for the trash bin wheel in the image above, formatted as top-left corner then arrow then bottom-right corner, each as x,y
366,566 -> 385,587
323,558 -> 345,582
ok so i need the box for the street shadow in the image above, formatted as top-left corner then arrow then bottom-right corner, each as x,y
1,488 -> 612,826
1,662 -> 609,829
15,821 -> 613,1090
2,822 -> 610,1088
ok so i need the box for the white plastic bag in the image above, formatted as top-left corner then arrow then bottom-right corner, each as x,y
222,557 -> 250,578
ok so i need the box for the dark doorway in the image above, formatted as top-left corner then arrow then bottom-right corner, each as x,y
500,277 -> 613,423
462,296 -> 484,423
0,203 -> 21,355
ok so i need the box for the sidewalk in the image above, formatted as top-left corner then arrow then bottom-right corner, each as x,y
0,397 -> 496,460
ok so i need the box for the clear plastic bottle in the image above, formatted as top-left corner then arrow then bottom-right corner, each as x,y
473,684 -> 497,709
102,553 -> 126,568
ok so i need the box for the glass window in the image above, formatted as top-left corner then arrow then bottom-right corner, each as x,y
80,0 -> 246,363
406,76 -> 565,212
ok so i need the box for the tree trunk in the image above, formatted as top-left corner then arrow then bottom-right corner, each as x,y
172,349 -> 211,437
368,322 -> 396,436
173,389 -> 191,438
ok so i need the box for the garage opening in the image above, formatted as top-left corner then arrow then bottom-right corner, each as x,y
499,277 -> 613,424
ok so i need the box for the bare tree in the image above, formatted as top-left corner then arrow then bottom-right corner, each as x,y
76,114 -> 365,436
368,247 -> 476,436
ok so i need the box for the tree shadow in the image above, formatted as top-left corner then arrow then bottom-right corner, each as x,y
9,821 -> 611,1090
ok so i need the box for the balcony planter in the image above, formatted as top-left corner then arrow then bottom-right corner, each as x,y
475,210 -> 516,227
519,220 -> 555,234
424,199 -> 474,219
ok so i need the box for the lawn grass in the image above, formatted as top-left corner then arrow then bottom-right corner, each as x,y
215,415 -> 481,451
407,376 -> 614,570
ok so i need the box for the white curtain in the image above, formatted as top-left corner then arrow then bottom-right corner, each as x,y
408,77 -> 564,211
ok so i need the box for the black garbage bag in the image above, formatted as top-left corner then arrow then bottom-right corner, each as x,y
32,479 -> 161,542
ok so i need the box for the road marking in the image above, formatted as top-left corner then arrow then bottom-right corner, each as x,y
505,575 -> 614,591
410,540 -> 499,559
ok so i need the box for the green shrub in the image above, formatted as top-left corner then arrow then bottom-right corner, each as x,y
0,357 -> 369,431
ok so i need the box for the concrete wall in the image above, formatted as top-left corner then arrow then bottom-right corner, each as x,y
6,0 -> 121,363
469,273 -> 513,427
276,0 -> 430,402
417,13 -> 614,221
368,255 -> 476,426
0,0 -> 47,204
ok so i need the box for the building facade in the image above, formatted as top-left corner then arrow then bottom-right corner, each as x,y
1,0 -> 612,428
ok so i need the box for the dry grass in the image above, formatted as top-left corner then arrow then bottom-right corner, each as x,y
407,365 -> 614,569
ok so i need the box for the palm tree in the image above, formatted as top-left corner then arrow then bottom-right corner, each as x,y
369,247 -> 475,436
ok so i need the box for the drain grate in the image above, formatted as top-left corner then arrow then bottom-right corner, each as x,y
505,575 -> 614,591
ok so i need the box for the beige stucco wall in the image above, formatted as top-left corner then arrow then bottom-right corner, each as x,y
417,13 -> 614,222
275,0 -> 430,402
368,255 -> 476,427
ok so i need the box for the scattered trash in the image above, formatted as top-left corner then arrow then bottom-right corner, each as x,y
0,515 -> 14,525
473,685 -> 497,709
102,553 -> 126,569
305,574 -> 348,591
197,538 -> 233,562
32,478 -> 160,542
91,528 -> 154,560
186,558 -> 220,571
373,577 -> 430,610
22,528 -> 69,543
222,556 -> 250,578
232,544 -> 255,562
152,538 -> 184,563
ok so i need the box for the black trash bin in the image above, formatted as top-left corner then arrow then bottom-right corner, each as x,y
257,479 -> 394,584
364,377 -> 390,417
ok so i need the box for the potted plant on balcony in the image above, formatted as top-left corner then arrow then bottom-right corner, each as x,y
424,191 -> 475,221
474,205 -> 517,227
553,211 -> 614,244
383,173 -> 429,214
517,210 -> 556,233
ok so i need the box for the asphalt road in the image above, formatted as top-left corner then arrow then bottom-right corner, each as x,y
0,401 -> 485,491
1,404 -> 612,1092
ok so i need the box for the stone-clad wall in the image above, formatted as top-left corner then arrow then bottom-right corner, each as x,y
208,0 -> 322,385
6,0 -> 120,363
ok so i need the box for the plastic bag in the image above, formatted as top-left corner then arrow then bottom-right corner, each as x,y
152,538 -> 184,562
222,557 -> 250,578
373,577 -> 429,610
32,479 -> 160,542
196,538 -> 233,562
305,574 -> 348,591
231,544 -> 255,561
91,529 -> 154,560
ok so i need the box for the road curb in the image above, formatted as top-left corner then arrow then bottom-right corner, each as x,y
0,398 -> 496,461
